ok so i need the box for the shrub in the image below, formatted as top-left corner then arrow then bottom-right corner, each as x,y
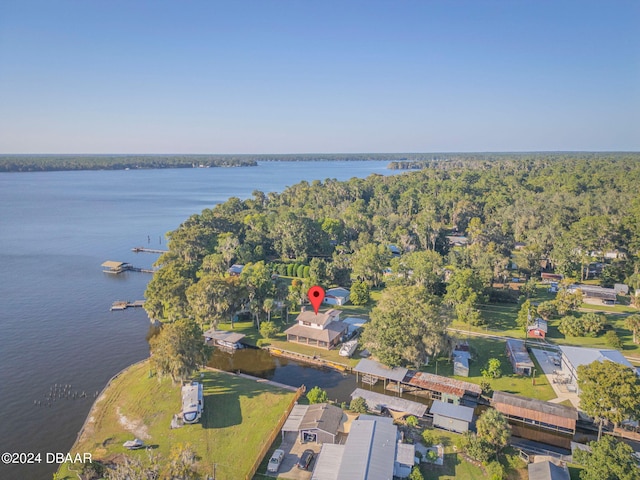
259,321 -> 280,339
421,429 -> 436,447
605,330 -> 623,349
485,460 -> 505,480
278,263 -> 288,276
296,265 -> 305,278
480,380 -> 493,396
303,266 -> 310,278
481,358 -> 502,379
287,264 -> 295,276
425,449 -> 439,464
406,415 -> 418,428
306,386 -> 328,404
350,396 -> 368,413
465,434 -> 493,463
408,466 -> 424,480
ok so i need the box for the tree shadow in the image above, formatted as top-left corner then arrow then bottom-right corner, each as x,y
423,453 -> 460,479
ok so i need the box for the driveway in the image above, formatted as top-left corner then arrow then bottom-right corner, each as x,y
267,433 -> 322,480
530,348 -> 580,408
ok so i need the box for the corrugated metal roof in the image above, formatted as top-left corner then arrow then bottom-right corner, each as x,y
282,404 -> 309,432
395,442 -> 415,466
528,460 -> 570,480
492,391 -> 578,420
337,419 -> 397,480
429,400 -> 474,423
350,388 -> 428,417
506,339 -> 535,368
404,371 -> 482,397
353,359 -> 408,382
311,444 -> 345,480
560,345 -> 634,371
202,329 -> 245,344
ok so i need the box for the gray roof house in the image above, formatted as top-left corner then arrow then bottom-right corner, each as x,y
285,309 -> 348,349
311,416 -> 415,480
559,345 -> 636,389
430,400 -> 474,433
281,403 -> 344,445
528,460 -> 570,480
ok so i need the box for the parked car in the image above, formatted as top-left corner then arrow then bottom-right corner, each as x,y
267,449 -> 285,473
297,449 -> 315,470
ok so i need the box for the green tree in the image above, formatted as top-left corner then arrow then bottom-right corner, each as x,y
351,243 -> 392,287
149,319 -> 209,383
577,360 -> 640,439
361,286 -> 449,367
350,396 -> 368,413
536,300 -> 557,321
306,386 -> 329,404
350,281 -> 370,305
516,299 -> 534,333
408,466 -> 425,480
605,330 -> 623,349
558,315 -> 584,337
625,314 -> 640,344
259,321 -> 280,339
444,268 -> 486,325
481,358 -> 502,379
406,415 -> 419,428
574,436 -> 637,480
476,409 -> 511,455
580,312 -> 605,337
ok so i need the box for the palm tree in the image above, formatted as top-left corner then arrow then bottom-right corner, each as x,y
625,314 -> 640,344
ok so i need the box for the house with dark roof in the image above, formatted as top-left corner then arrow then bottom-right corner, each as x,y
528,460 -> 570,480
284,309 -> 348,349
202,329 -> 246,350
281,403 -> 344,445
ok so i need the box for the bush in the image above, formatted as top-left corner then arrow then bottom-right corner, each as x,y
297,265 -> 305,278
408,466 -> 424,480
303,266 -> 310,278
605,330 -> 623,349
287,264 -> 295,276
259,321 -> 280,339
485,460 -> 505,480
350,396 -> 368,413
481,358 -> 502,379
465,434 -> 493,463
278,263 -> 288,276
425,449 -> 439,463
406,415 -> 418,428
421,429 -> 436,447
306,386 -> 328,404
480,380 -> 493,396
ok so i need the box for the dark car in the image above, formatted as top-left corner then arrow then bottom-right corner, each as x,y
297,449 -> 315,470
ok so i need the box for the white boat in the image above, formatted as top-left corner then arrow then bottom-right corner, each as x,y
339,339 -> 358,357
123,438 -> 145,450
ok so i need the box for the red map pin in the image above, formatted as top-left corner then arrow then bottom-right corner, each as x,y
307,286 -> 325,315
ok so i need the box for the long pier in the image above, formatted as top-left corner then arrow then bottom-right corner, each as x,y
131,247 -> 168,254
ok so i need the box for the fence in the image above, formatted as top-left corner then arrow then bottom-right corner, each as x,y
245,385 -> 306,480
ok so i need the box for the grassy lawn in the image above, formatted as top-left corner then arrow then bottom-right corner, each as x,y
57,360 -> 296,480
422,336 -> 556,401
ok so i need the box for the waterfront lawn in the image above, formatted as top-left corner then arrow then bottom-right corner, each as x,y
57,361 -> 296,480
423,337 -> 556,401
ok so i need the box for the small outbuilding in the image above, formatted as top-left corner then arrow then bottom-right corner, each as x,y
506,339 -> 535,376
528,460 -> 570,480
202,329 -> 246,350
324,287 -> 351,306
527,318 -> 548,339
281,403 -> 344,445
429,400 -> 474,433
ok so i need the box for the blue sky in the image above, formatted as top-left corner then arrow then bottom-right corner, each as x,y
0,0 -> 638,153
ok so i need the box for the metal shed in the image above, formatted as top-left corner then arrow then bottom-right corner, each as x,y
506,339 -> 535,376
429,400 -> 474,433
350,388 -> 428,418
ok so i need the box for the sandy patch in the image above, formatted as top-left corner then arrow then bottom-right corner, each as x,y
117,407 -> 150,440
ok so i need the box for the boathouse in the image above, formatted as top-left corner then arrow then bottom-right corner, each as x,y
101,261 -> 131,274
353,359 -> 408,390
429,400 -> 474,433
202,329 -> 246,350
350,388 -> 427,419
506,339 -> 535,376
492,391 -> 578,448
402,371 -> 482,405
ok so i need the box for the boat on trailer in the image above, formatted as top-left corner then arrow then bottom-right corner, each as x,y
339,339 -> 358,357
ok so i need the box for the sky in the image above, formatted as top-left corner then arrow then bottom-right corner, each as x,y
0,0 -> 638,154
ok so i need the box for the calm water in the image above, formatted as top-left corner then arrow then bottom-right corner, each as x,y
0,161 -> 398,479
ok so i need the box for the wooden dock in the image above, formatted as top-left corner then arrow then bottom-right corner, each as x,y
131,247 -> 168,254
111,300 -> 145,311
101,261 -> 156,274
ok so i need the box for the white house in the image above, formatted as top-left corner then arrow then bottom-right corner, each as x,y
324,287 -> 350,306
559,345 -> 636,390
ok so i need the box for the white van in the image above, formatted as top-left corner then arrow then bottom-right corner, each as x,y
267,449 -> 285,473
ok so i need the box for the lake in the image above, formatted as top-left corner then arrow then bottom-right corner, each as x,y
0,161 -> 400,479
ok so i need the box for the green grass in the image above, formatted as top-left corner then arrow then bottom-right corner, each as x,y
423,336 -> 556,401
57,361 -> 296,480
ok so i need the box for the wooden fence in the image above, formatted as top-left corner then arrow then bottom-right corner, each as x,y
245,385 -> 305,480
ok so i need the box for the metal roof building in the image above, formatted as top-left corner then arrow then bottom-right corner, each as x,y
506,339 -> 535,376
528,461 -> 570,480
353,359 -> 408,382
430,400 -> 474,433
559,345 -> 636,389
336,419 -> 397,480
350,388 -> 428,418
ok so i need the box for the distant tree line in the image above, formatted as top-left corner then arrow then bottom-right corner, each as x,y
0,154 -> 257,172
